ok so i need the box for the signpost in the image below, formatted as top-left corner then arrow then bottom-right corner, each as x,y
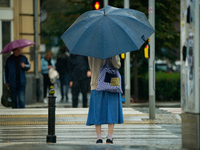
148,0 -> 155,119
124,0 -> 131,107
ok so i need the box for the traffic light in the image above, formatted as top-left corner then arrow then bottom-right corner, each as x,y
121,53 -> 126,59
93,0 -> 103,10
144,37 -> 150,59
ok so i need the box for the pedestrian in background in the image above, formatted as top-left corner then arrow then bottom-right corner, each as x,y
86,55 -> 124,144
56,46 -> 70,102
41,50 -> 55,103
69,54 -> 91,108
4,47 -> 31,108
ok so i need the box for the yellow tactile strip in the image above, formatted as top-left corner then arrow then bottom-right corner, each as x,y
0,115 -> 48,118
0,120 -> 154,125
0,114 -> 152,125
0,114 -> 148,118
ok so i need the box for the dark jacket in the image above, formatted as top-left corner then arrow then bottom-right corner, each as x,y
4,54 -> 31,88
56,54 -> 69,75
69,55 -> 90,81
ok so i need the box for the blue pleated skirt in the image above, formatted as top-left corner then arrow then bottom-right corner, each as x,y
86,90 -> 124,126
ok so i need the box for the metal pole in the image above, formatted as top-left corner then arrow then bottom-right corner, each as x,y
34,0 -> 39,77
46,86 -> 57,143
34,0 -> 40,102
0,22 -> 2,101
148,0 -> 155,119
104,0 -> 108,7
124,0 -> 130,107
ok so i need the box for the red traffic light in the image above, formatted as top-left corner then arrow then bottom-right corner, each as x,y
93,0 -> 103,10
94,1 -> 100,10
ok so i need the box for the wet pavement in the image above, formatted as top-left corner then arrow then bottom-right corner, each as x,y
0,85 -> 182,149
1,143 -> 173,150
0,107 -> 182,150
0,143 -> 169,150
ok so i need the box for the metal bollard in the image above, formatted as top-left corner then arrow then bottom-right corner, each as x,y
46,86 -> 57,143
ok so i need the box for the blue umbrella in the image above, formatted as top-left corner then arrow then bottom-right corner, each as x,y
61,5 -> 155,59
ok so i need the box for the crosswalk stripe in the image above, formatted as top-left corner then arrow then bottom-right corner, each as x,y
0,114 -> 148,118
0,120 -> 154,125
0,123 -> 181,148
0,135 -> 178,139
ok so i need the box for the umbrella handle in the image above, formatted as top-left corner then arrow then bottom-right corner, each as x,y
105,59 -> 110,67
141,35 -> 146,42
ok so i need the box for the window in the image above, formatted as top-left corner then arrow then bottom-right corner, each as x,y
2,21 -> 11,63
2,21 -> 11,48
0,0 -> 10,7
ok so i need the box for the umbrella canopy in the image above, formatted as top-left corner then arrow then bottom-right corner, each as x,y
1,39 -> 35,54
61,5 -> 155,59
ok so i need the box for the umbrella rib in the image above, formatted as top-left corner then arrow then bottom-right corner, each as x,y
108,16 -> 139,50
109,10 -> 152,29
61,6 -> 155,59
110,13 -> 154,34
68,17 -> 101,55
106,18 -> 121,55
109,14 -> 154,49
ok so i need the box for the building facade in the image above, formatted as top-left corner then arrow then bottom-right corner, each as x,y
181,0 -> 200,149
0,0 -> 41,106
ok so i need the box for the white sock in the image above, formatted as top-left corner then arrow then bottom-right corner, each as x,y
97,134 -> 102,139
107,134 -> 112,140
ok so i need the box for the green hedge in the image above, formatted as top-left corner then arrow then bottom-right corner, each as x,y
135,72 -> 180,101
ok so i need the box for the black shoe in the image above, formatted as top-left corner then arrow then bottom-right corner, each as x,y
106,139 -> 113,144
96,139 -> 103,143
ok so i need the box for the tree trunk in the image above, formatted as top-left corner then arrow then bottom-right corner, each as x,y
134,51 -> 139,102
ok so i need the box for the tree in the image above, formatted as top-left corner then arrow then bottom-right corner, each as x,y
40,0 -> 180,101
109,0 -> 180,101
41,0 -> 180,61
154,0 -> 180,61
40,0 -> 92,48
109,0 -> 180,62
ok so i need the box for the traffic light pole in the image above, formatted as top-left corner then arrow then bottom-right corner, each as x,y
34,0 -> 40,102
34,0 -> 39,77
148,0 -> 155,119
124,0 -> 130,107
104,0 -> 108,7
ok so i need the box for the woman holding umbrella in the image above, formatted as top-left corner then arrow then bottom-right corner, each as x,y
61,5 -> 155,144
86,55 -> 124,144
4,47 -> 31,108
2,39 -> 33,108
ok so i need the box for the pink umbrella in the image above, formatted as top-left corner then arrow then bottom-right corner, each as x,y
1,39 -> 35,54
